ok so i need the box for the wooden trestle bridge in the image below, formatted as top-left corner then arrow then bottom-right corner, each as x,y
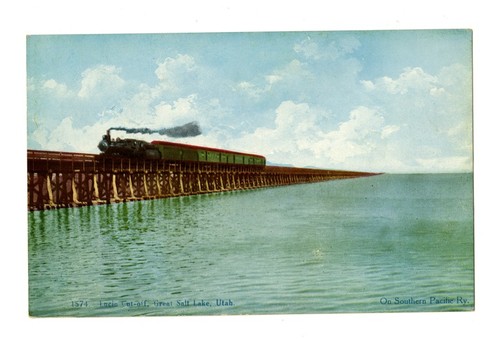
27,150 -> 377,211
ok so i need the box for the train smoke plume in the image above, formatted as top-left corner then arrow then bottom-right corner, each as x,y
109,121 -> 202,138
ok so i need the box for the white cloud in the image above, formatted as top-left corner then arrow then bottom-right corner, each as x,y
155,54 -> 196,91
294,38 -> 320,60
265,75 -> 282,86
235,81 -> 263,98
381,125 -> 400,139
27,78 -> 73,98
30,116 -> 101,152
235,59 -> 313,102
154,95 -> 199,127
30,117 -> 92,152
275,101 -> 312,130
364,65 -> 470,104
265,59 -> 311,88
231,101 -> 318,158
359,64 -> 472,172
42,79 -> 72,97
360,80 -> 375,91
29,50 -> 225,154
78,65 -> 125,98
231,102 -> 401,171
379,73 -> 469,165
430,87 -> 446,96
312,106 -> 393,164
114,85 -> 157,122
370,67 -> 438,95
335,36 -> 361,55
294,36 -> 361,61
233,59 -> 312,101
29,88 -> 204,153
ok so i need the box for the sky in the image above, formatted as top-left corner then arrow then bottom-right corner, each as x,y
26,30 -> 472,173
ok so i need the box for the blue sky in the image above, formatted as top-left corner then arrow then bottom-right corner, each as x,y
27,30 -> 472,172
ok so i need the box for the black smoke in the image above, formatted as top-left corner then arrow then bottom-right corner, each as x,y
109,121 -> 202,138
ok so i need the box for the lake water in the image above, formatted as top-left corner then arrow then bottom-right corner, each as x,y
28,173 -> 474,316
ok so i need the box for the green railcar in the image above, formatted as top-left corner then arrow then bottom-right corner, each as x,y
151,140 -> 266,167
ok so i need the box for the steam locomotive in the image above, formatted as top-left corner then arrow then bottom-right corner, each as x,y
98,130 -> 266,166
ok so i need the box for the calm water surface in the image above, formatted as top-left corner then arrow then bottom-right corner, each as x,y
28,173 -> 474,316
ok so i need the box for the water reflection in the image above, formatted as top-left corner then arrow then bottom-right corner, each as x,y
28,174 -> 474,316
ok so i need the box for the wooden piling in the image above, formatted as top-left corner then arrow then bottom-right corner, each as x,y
27,150 -> 379,210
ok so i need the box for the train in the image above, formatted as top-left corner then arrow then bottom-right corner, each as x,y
97,129 -> 266,167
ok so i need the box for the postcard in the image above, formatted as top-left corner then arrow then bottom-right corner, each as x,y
27,30 -> 473,317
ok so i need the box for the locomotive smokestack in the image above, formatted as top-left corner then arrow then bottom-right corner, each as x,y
108,121 -> 202,138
